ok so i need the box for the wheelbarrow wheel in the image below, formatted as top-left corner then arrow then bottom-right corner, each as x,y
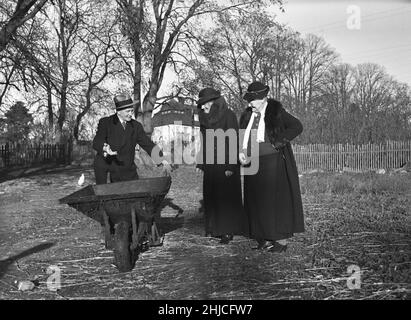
113,221 -> 133,272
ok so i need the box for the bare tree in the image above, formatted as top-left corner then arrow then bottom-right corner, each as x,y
0,13 -> 58,114
116,0 -> 282,134
316,63 -> 355,143
185,8 -> 285,114
11,17 -> 61,126
116,0 -> 146,117
0,0 -> 47,52
72,10 -> 119,141
353,63 -> 396,143
282,33 -> 338,115
0,49 -> 19,109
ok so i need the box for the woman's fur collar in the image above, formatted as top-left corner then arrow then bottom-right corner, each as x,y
239,98 -> 283,129
239,99 -> 284,143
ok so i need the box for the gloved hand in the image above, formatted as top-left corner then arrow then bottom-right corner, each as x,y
239,152 -> 250,165
273,139 -> 288,150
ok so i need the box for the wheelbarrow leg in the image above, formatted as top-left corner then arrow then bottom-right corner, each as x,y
136,221 -> 150,252
150,220 -> 163,247
102,208 -> 114,250
113,221 -> 133,272
130,207 -> 139,251
130,200 -> 148,251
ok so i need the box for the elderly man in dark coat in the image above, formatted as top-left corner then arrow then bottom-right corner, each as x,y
92,94 -> 171,250
196,88 -> 248,244
93,94 -> 170,184
239,81 -> 304,252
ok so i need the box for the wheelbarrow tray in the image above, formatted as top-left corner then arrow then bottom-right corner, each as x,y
59,176 -> 172,272
59,176 -> 171,225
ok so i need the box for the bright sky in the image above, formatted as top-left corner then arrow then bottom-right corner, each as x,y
271,0 -> 411,86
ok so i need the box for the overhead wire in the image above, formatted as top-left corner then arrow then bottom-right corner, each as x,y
298,5 -> 411,33
294,5 -> 411,76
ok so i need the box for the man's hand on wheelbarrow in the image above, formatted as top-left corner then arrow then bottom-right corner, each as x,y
103,143 -> 117,157
159,159 -> 173,176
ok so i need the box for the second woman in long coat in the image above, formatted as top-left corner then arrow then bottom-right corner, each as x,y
196,88 -> 248,244
239,81 -> 305,252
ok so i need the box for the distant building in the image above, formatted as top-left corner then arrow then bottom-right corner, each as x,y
151,99 -> 200,165
152,99 -> 199,128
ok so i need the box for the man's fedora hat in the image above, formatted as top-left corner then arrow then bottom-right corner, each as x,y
243,81 -> 269,102
197,88 -> 221,107
114,94 -> 137,111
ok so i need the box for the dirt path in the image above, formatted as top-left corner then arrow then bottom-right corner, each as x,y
0,166 -> 409,300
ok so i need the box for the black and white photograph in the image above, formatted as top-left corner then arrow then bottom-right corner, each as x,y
0,0 -> 410,305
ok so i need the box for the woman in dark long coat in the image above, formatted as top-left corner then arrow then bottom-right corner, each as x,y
196,88 -> 248,244
239,81 -> 304,252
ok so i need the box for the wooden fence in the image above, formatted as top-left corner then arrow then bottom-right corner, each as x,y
292,141 -> 411,172
0,142 -> 70,169
1,140 -> 410,173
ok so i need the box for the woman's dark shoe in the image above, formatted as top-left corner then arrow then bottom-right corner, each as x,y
254,240 -> 287,252
219,234 -> 233,244
267,241 -> 287,253
254,239 -> 271,250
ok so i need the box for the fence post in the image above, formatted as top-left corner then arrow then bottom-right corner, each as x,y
67,138 -> 73,165
58,144 -> 62,164
5,142 -> 10,167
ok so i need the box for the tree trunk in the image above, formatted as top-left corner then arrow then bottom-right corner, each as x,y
57,55 -> 68,138
134,45 -> 142,122
142,82 -> 159,136
73,87 -> 93,141
47,81 -> 53,127
56,0 -> 68,141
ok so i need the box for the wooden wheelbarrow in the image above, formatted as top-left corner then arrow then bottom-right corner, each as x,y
59,176 -> 171,272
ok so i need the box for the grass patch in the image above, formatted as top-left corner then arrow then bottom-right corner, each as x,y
300,172 -> 410,299
300,172 -> 411,196
1,167 -> 409,300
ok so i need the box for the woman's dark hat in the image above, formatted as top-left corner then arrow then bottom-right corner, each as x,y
197,88 -> 221,107
243,82 -> 269,102
114,94 -> 137,111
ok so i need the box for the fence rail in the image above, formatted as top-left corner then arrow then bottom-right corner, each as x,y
0,142 -> 70,169
1,140 -> 410,173
292,141 -> 411,172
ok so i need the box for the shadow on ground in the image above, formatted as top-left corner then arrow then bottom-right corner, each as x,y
158,197 -> 184,216
0,242 -> 55,279
157,216 -> 185,235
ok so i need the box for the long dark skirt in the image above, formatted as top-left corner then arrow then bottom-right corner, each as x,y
203,164 -> 248,237
244,152 -> 301,241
